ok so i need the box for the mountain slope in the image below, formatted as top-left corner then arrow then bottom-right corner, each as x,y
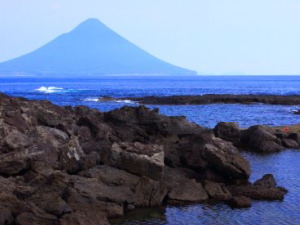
0,18 -> 196,76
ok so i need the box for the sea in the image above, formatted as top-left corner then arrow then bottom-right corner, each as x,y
1,75 -> 300,225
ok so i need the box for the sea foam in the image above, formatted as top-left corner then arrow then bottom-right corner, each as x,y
83,97 -> 136,104
35,86 -> 64,93
83,97 -> 99,102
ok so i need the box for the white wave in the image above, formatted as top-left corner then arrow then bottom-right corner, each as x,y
115,99 -> 136,104
83,97 -> 135,104
83,97 -> 99,102
35,86 -> 64,93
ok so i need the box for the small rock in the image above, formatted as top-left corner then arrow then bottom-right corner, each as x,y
203,180 -> 232,200
254,174 -> 276,188
282,138 -> 299,148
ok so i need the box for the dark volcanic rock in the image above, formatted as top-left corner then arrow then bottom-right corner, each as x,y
0,206 -> 13,225
117,94 -> 300,105
203,180 -> 232,200
281,138 -> 299,148
228,196 -> 251,208
288,133 -> 300,144
253,174 -> 276,188
109,142 -> 164,180
165,168 -> 208,203
0,93 -> 290,224
228,174 -> 287,201
201,137 -> 251,179
241,126 -> 284,152
214,122 -> 241,146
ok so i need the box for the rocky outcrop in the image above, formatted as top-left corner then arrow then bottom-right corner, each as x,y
0,93 -> 289,225
214,123 -> 300,152
112,94 -> 300,105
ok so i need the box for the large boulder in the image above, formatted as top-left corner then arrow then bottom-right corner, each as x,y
165,168 -> 208,203
214,122 -> 241,146
201,137 -> 251,179
109,142 -> 164,180
241,126 -> 284,152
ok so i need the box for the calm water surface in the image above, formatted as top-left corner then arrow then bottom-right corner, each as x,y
111,150 -> 300,225
0,76 -> 300,224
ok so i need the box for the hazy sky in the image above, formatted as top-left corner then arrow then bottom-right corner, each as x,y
0,0 -> 300,75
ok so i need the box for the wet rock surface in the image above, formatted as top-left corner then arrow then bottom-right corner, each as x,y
0,93 -> 291,224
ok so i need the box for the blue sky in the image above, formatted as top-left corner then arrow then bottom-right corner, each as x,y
0,0 -> 300,75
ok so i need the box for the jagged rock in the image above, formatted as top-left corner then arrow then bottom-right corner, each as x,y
0,152 -> 30,176
36,126 -> 69,148
109,142 -> 164,180
253,174 -> 276,188
29,192 -> 71,216
201,137 -> 251,179
165,168 -> 208,203
214,122 -> 241,146
59,136 -> 85,174
228,174 -> 287,201
4,130 -> 32,150
4,115 -> 29,133
0,93 -> 290,224
203,180 -> 232,200
135,176 -> 167,207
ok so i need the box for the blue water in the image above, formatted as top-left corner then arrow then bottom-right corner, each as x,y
1,75 -> 300,225
111,150 -> 300,225
0,76 -> 299,128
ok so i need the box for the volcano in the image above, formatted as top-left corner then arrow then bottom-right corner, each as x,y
0,18 -> 196,76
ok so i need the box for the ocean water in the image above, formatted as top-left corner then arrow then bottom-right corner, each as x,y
1,75 -> 300,225
0,76 -> 299,128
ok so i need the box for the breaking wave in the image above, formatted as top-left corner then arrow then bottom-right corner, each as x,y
35,86 -> 64,93
83,97 -> 99,102
83,97 -> 136,104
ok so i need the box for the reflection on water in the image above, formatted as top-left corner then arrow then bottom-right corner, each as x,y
112,150 -> 300,225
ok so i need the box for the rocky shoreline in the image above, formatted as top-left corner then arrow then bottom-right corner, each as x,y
0,93 -> 298,225
107,94 -> 300,105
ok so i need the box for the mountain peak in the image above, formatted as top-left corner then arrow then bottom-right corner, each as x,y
0,19 -> 196,76
71,18 -> 111,34
76,18 -> 106,28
